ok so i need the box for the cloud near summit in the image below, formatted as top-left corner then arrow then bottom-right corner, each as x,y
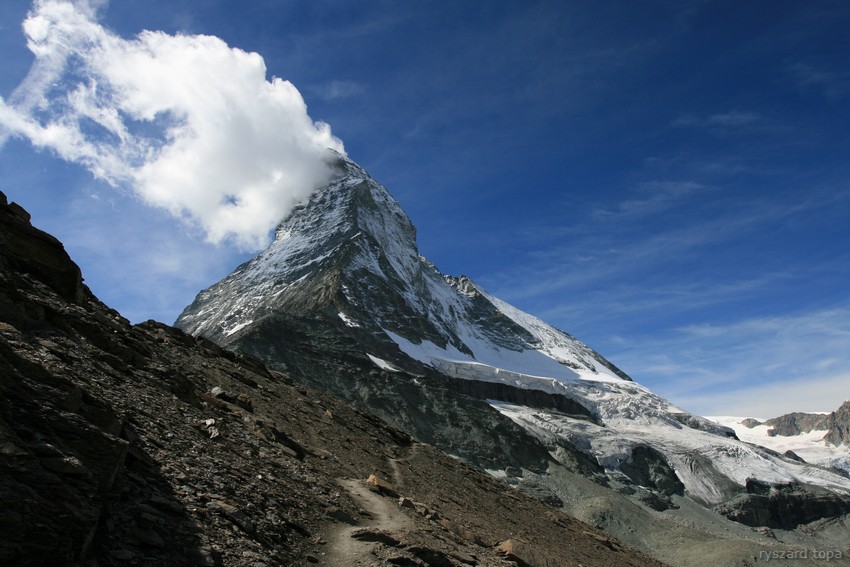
0,0 -> 345,250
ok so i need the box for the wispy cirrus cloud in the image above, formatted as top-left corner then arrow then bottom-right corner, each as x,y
673,110 -> 762,129
612,307 -> 850,416
592,180 -> 708,220
491,194 -> 808,303
475,174 -> 850,419
310,80 -> 368,101
788,62 -> 850,99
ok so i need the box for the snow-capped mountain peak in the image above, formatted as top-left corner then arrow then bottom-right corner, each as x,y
176,152 -> 850,530
177,152 -> 623,385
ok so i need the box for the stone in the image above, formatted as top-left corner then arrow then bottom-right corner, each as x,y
350,528 -> 402,547
783,450 -> 805,463
496,539 -> 568,567
186,547 -> 218,566
406,546 -> 455,567
110,548 -> 136,561
134,527 -> 165,548
325,506 -> 358,525
366,474 -> 399,497
39,455 -> 90,477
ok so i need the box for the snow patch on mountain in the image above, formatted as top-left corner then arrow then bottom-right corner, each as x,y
338,312 -> 359,327
367,354 -> 401,372
381,276 -> 850,504
495,403 -> 850,505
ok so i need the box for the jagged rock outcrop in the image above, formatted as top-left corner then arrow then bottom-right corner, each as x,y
823,401 -> 850,446
0,192 -> 83,305
766,412 -> 831,437
0,192 -> 666,566
761,401 -> 850,446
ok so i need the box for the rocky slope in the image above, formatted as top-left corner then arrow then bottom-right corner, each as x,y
175,153 -> 850,565
0,191 -> 673,566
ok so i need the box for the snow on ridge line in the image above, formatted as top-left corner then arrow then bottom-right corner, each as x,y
382,328 -> 628,392
492,402 -> 850,504
471,281 -> 624,381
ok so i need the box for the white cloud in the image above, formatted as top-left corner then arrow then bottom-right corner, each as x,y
0,0 -> 344,250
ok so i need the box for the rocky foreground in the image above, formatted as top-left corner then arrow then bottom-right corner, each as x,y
0,193 -> 667,565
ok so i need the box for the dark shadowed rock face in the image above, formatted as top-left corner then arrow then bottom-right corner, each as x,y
0,193 -> 665,566
715,482 -> 850,530
0,192 -> 83,307
225,312 -> 556,473
620,446 -> 685,497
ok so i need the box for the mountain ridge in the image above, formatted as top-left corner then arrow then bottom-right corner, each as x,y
710,401 -> 850,476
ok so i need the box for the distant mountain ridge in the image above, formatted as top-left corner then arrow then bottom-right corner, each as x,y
757,401 -> 850,445
711,401 -> 850,476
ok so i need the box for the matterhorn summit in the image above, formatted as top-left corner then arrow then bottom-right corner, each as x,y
177,151 -> 628,387
176,152 -> 850,564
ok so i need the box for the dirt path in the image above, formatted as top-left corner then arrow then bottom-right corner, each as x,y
322,478 -> 413,566
388,442 -> 421,489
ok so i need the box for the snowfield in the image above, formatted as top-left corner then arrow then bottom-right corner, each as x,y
709,415 -> 850,474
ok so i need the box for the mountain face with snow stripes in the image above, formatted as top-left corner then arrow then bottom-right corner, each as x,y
176,152 -> 850,529
176,153 -> 627,385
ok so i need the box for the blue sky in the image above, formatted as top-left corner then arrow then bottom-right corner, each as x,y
1,0 -> 849,417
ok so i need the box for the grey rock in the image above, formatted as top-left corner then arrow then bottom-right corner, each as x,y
619,445 -> 684,497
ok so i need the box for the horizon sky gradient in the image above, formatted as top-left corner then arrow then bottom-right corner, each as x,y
1,0 -> 849,418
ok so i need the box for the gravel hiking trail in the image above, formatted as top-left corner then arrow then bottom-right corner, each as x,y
323,478 -> 412,566
388,442 -> 422,489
